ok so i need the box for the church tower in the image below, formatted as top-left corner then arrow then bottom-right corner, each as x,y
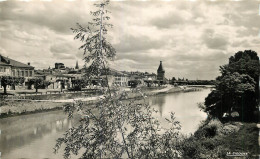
157,61 -> 165,81
75,60 -> 79,70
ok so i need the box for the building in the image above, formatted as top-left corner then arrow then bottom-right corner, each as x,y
0,54 -> 35,90
99,68 -> 129,87
143,72 -> 157,81
113,74 -> 128,86
107,69 -> 129,86
0,59 -> 12,76
157,61 -> 165,83
55,63 -> 65,69
75,61 -> 79,70
0,55 -> 34,79
35,70 -> 76,90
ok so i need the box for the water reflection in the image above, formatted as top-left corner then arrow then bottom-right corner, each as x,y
148,89 -> 210,134
0,111 -> 80,159
149,94 -> 166,116
0,88 -> 210,159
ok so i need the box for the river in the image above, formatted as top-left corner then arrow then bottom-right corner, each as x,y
0,88 -> 211,159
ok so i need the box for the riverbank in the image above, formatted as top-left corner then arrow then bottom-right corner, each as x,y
178,119 -> 258,158
0,97 -> 99,119
0,86 -> 202,118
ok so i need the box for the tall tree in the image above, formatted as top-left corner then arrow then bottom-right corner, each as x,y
205,72 -> 256,119
54,1 -> 181,158
71,0 -> 115,88
204,50 -> 260,121
221,50 -> 260,105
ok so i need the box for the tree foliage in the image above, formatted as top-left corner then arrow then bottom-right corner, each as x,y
71,0 -> 115,80
54,1 -> 182,158
204,50 -> 260,121
71,79 -> 89,91
0,76 -> 24,94
28,78 -> 51,93
128,80 -> 141,88
55,92 -> 181,158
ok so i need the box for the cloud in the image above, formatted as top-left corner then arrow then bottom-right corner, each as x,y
202,29 -> 229,50
231,39 -> 251,48
0,1 -> 93,34
1,1 -> 260,80
150,11 -> 187,29
114,34 -> 165,53
174,51 -> 230,62
53,53 -> 76,60
0,47 -> 7,56
50,42 -> 74,54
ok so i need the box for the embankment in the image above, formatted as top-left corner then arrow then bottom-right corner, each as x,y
0,86 -> 202,118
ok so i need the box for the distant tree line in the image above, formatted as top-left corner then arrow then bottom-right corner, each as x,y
170,77 -> 215,85
0,76 -> 95,95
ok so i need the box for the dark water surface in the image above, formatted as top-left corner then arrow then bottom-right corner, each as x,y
0,88 -> 211,159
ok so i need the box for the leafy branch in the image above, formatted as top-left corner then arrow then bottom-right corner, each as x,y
54,1 -> 182,158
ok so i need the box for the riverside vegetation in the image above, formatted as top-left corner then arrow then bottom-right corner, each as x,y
53,1 -> 259,158
179,50 -> 259,158
179,119 -> 258,158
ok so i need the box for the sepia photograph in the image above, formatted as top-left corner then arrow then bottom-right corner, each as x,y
0,0 -> 259,158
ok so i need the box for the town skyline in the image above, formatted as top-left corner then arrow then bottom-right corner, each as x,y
1,1 -> 260,80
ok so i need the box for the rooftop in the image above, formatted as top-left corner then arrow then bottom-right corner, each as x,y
0,54 -> 34,69
157,61 -> 165,72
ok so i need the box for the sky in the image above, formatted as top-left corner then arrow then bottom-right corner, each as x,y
0,0 -> 260,80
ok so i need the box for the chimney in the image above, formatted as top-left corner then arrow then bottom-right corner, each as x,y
28,62 -> 30,66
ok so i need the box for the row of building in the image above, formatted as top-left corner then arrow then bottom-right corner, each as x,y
0,54 -> 167,91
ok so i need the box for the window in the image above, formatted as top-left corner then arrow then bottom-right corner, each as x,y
17,71 -> 20,76
0,67 -> 6,72
29,70 -> 32,77
25,70 -> 28,77
21,71 -> 24,77
12,70 -> 15,76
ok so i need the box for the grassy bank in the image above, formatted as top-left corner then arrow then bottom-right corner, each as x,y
0,100 -> 64,119
0,98 -> 99,119
178,119 -> 258,158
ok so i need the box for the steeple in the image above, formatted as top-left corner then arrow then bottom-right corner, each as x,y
75,60 -> 79,69
157,61 -> 165,73
157,61 -> 165,81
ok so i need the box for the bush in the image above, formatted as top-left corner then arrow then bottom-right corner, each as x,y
178,136 -> 203,158
219,124 -> 240,135
194,119 -> 222,138
178,120 -> 258,159
0,95 -> 7,106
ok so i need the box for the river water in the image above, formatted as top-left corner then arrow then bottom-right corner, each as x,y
0,88 -> 211,159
